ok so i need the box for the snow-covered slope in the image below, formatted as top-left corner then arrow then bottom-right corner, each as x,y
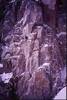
54,87 -> 66,100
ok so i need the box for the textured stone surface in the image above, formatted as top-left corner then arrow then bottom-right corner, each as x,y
0,0 -> 66,100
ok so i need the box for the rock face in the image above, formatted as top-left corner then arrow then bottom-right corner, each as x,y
0,0 -> 66,100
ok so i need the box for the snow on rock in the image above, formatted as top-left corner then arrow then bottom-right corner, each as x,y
42,62 -> 50,66
10,0 -> 16,3
1,46 -> 10,59
35,0 -> 39,2
44,44 -> 52,47
0,64 -> 3,68
61,67 -> 66,83
0,0 -> 66,100
44,44 -> 49,47
54,87 -> 66,100
17,18 -> 23,24
0,72 -> 13,83
57,32 -> 66,38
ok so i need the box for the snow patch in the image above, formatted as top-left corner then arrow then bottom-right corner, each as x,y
0,72 -> 13,83
54,87 -> 66,100
42,62 -> 50,66
44,44 -> 52,48
0,64 -> 3,68
35,0 -> 39,1
10,0 -> 16,3
44,44 -> 49,47
61,67 -> 66,82
17,18 -> 23,24
2,46 -> 9,58
35,63 -> 50,71
57,32 -> 66,38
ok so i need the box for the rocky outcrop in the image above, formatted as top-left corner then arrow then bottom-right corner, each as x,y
0,0 -> 66,100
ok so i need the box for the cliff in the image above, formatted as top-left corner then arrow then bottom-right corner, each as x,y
0,0 -> 66,100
